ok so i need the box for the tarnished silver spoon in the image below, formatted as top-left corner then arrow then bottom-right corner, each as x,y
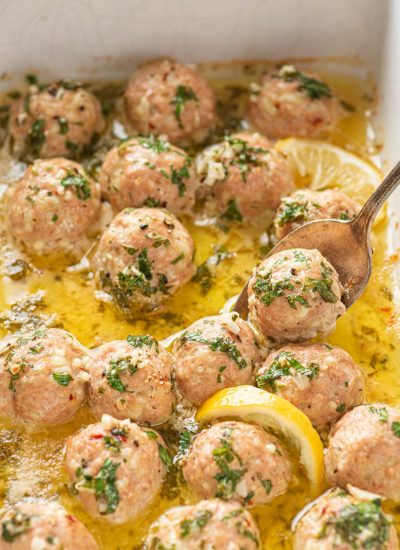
234,160 -> 400,317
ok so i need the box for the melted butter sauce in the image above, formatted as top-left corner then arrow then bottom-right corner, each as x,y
0,60 -> 399,549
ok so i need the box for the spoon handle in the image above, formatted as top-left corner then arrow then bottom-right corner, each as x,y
354,160 -> 400,232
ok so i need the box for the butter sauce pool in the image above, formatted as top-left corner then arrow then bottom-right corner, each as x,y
0,60 -> 398,549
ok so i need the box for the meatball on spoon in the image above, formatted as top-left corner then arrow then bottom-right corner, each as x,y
235,160 -> 400,315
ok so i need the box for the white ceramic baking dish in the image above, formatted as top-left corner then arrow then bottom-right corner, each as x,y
0,0 -> 399,287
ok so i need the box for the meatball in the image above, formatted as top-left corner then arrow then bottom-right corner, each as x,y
195,132 -> 294,221
274,189 -> 360,239
0,327 -> 89,426
9,79 -> 105,159
0,501 -> 98,550
294,488 -> 398,550
248,248 -> 345,342
88,334 -> 174,425
92,208 -> 195,314
65,414 -> 168,524
124,59 -> 216,144
172,313 -> 260,406
7,158 -> 101,258
256,343 -> 364,434
99,135 -> 196,215
182,421 -> 290,506
249,65 -> 342,139
325,404 -> 400,500
145,499 -> 260,549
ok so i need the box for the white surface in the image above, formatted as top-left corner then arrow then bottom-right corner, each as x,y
0,0 -> 388,79
0,0 -> 398,281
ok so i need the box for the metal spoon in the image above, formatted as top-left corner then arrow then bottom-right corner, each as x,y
234,160 -> 400,316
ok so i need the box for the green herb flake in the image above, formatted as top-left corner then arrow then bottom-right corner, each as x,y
143,197 -> 162,207
1,510 -> 31,542
180,510 -> 213,538
181,331 -> 247,370
127,334 -> 159,352
77,459 -> 120,515
106,357 -> 139,393
261,479 -> 272,494
158,444 -> 173,468
138,134 -> 170,154
368,406 -> 389,423
171,252 -> 184,265
221,199 -> 243,223
52,372 -> 72,387
58,116 -> 69,135
392,421 -> 400,438
26,118 -> 46,156
212,429 -> 246,499
336,403 -> 346,413
103,428 -> 128,452
321,498 -> 390,548
171,85 -> 199,127
256,351 -> 319,393
279,68 -> 333,100
60,170 -> 91,200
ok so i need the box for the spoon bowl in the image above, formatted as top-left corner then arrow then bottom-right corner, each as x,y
234,160 -> 400,317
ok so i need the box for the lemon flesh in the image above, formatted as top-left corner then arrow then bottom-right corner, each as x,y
276,138 -> 383,223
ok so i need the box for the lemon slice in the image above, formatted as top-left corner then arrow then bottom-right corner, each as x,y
276,138 -> 383,221
196,385 -> 324,496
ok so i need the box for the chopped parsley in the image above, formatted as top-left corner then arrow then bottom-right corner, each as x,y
392,421 -> 400,438
58,116 -> 69,135
137,248 -> 153,280
180,510 -> 213,538
76,459 -> 120,515
256,351 -> 319,393
143,197 -> 162,207
60,170 -> 91,200
261,479 -> 272,494
171,85 -> 198,127
1,509 -> 31,542
180,331 -> 247,370
26,118 -> 45,156
278,67 -> 333,100
52,372 -> 72,387
103,428 -> 128,452
106,357 -> 139,393
225,136 -> 269,182
221,199 -> 243,222
336,403 -> 346,413
171,252 -> 185,265
177,430 -> 193,456
368,406 -> 388,423
138,134 -> 170,153
127,334 -> 159,352
320,499 -> 390,548
158,444 -> 173,469
170,164 -> 190,197
213,429 -> 246,499
276,200 -> 308,226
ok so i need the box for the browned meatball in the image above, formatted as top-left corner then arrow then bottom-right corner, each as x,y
7,158 -> 101,259
0,327 -> 90,426
325,404 -> 400,500
65,415 -> 168,524
248,248 -> 345,342
249,65 -> 342,139
99,135 -> 196,215
274,189 -> 360,239
256,343 -> 364,434
195,132 -> 294,222
124,59 -> 216,144
92,208 -> 195,314
145,499 -> 260,549
294,488 -> 398,550
0,501 -> 99,550
172,313 -> 261,405
88,335 -> 174,425
9,79 -> 105,159
182,421 -> 291,506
